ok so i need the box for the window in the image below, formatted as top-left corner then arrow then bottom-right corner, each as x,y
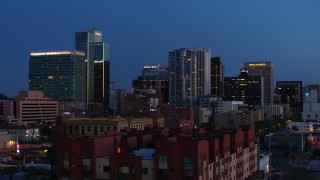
184,156 -> 193,171
103,166 -> 109,172
62,152 -> 68,159
100,126 -> 104,132
83,152 -> 91,159
82,126 -> 85,135
87,126 -> 91,132
63,160 -> 69,169
84,165 -> 91,172
143,167 -> 148,174
94,126 -> 97,135
69,126 -> 72,135
129,167 -> 135,174
159,155 -> 167,162
159,169 -> 168,176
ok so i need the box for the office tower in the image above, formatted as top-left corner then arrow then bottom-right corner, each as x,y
224,69 -> 264,107
76,29 -> 110,116
211,57 -> 224,97
276,81 -> 302,107
244,61 -> 274,105
132,65 -> 169,103
169,48 -> 211,106
29,51 -> 86,114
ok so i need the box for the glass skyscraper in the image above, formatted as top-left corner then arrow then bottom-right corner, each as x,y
76,29 -> 110,116
168,48 -> 211,106
29,51 -> 86,114
244,61 -> 274,105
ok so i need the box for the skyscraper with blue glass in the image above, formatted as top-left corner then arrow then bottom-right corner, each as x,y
76,29 -> 110,116
29,51 -> 86,114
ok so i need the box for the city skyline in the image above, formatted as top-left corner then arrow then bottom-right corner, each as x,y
2,1 -> 320,97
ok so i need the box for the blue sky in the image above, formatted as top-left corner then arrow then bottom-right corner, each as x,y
1,0 -> 320,97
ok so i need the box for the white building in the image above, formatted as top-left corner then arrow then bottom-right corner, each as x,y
302,90 -> 320,120
215,101 -> 244,113
264,104 -> 290,120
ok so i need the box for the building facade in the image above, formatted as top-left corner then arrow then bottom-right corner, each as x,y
244,61 -> 274,105
163,106 -> 194,128
29,51 -> 86,115
211,57 -> 224,97
61,117 -> 165,137
276,81 -> 302,107
302,90 -> 320,120
0,91 -> 58,125
56,126 -> 258,180
76,29 -> 110,116
132,65 -> 169,104
169,48 -> 211,106
224,69 -> 264,108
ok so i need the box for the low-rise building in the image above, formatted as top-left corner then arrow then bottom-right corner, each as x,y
264,104 -> 291,120
61,117 -> 164,137
164,106 -> 194,128
0,131 -> 17,153
0,125 -> 41,142
0,91 -> 58,125
56,126 -> 258,180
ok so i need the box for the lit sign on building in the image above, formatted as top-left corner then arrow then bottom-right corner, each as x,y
95,32 -> 102,36
30,51 -> 71,56
248,63 -> 267,67
143,65 -> 161,69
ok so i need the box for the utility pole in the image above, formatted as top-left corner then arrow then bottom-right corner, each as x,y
269,134 -> 272,180
301,122 -> 304,154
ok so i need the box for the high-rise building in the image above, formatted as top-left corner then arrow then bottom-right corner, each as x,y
211,57 -> 224,97
29,51 -> 86,115
224,69 -> 264,107
276,81 -> 302,107
169,48 -> 211,106
132,65 -> 169,103
244,61 -> 274,105
76,29 -> 110,116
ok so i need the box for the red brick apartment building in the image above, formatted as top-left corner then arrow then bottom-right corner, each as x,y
56,126 -> 257,180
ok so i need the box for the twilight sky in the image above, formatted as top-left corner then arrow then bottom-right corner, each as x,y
1,0 -> 320,97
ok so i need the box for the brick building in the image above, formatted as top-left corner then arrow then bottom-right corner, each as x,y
56,126 -> 258,180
